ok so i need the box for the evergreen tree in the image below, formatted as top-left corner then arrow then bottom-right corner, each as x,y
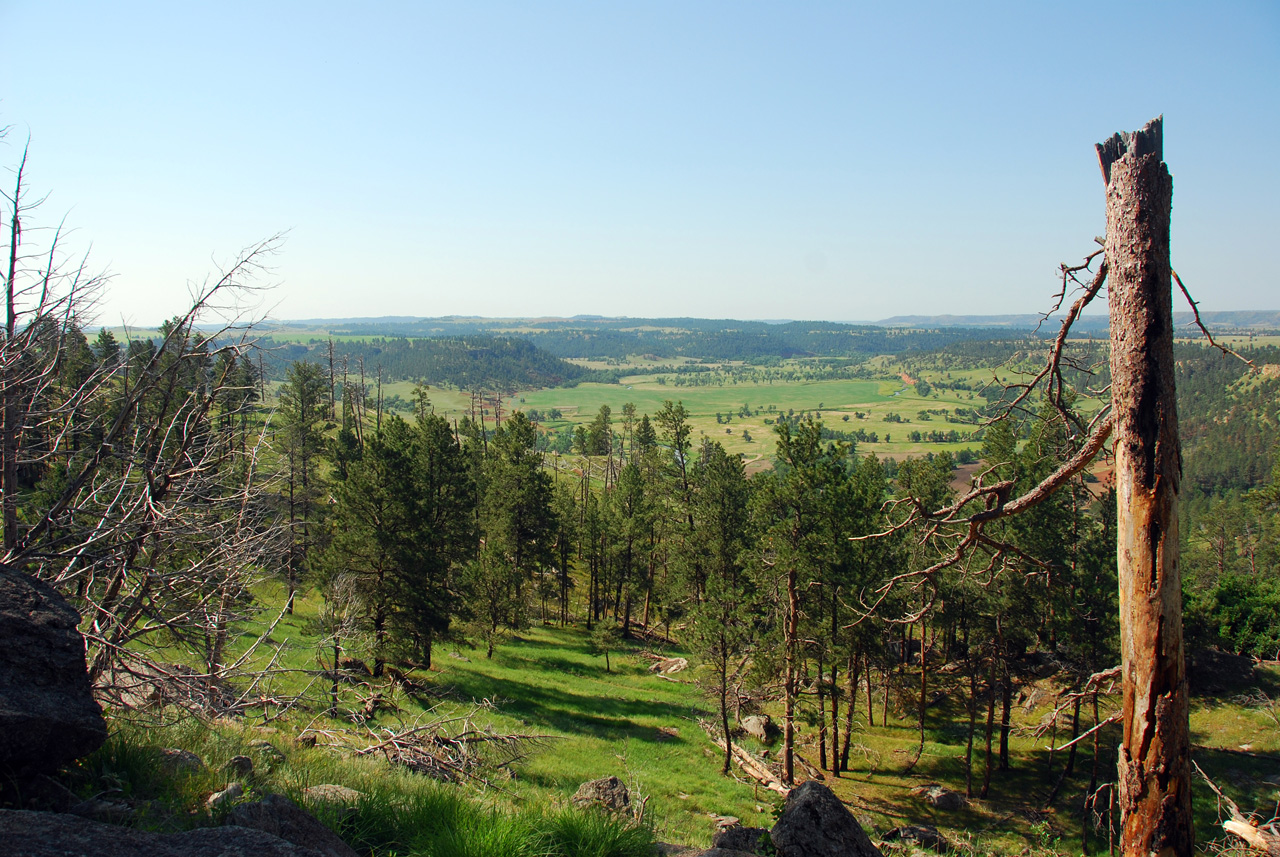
685,439 -> 755,775
323,415 -> 473,674
752,418 -> 840,785
277,360 -> 328,612
473,411 -> 556,657
393,409 -> 477,666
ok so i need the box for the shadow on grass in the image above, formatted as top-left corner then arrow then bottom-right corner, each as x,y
432,667 -> 710,743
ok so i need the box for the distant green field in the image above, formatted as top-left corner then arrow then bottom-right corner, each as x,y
515,375 -> 984,463
1206,333 -> 1280,348
267,360 -> 991,466
517,378 -> 895,418
261,330 -> 389,343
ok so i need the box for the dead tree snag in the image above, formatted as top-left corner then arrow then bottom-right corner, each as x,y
1097,116 -> 1193,857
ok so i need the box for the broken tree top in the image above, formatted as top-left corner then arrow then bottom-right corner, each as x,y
1096,116 -> 1164,184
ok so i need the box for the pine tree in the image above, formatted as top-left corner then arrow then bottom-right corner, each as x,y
277,361 -> 328,612
473,411 -> 556,657
685,439 -> 755,775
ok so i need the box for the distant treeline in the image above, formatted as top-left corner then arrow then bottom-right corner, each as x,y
288,317 -> 1038,362
256,335 -> 599,390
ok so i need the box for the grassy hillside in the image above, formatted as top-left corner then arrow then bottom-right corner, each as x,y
136,582 -> 1280,854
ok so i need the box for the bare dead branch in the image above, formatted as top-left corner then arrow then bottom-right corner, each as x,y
1172,269 -> 1256,369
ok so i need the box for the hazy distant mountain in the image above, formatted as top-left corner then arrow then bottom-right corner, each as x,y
876,311 -> 1280,332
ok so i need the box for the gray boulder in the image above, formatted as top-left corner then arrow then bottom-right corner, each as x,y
0,808 -> 330,856
740,715 -> 772,741
571,775 -> 630,812
207,782 -> 244,810
909,785 -> 966,811
224,755 -> 254,777
226,793 -> 358,857
157,747 -> 206,775
712,825 -> 770,853
883,824 -> 949,852
67,797 -> 137,824
770,780 -> 882,857
0,565 -> 107,784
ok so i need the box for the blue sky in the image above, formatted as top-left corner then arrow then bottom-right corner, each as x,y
2,1 -> 1276,326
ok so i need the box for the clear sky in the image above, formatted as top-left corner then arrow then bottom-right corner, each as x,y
2,1 -> 1277,326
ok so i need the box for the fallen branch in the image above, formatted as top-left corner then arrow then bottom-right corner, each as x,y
699,719 -> 790,795
1195,761 -> 1280,855
1044,711 -> 1120,753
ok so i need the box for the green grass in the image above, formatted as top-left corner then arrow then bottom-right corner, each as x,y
144,589 -> 773,847
428,628 -> 774,843
512,375 -> 988,464
516,378 -> 895,418
64,717 -> 655,857
97,580 -> 1280,855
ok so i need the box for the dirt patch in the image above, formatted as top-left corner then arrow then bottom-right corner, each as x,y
950,462 -> 982,493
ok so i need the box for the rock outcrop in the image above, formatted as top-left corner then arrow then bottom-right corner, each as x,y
571,775 -> 631,812
770,780 -> 882,857
883,824 -> 949,852
909,784 -> 966,811
0,809 -> 332,856
224,756 -> 254,777
740,715 -> 772,741
712,825 -> 770,853
157,748 -> 207,776
0,564 -> 106,788
226,794 -> 358,857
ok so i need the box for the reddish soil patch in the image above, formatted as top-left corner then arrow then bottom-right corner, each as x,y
950,462 -> 982,493
743,454 -> 772,477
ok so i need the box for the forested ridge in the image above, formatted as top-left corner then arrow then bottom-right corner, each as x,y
270,317 -> 1039,365
258,334 -> 596,390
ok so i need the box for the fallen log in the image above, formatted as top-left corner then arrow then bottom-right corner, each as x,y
1195,761 -> 1280,855
699,719 -> 790,795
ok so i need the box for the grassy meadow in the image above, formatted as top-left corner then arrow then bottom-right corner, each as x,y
128,581 -> 1279,854
509,368 -> 987,466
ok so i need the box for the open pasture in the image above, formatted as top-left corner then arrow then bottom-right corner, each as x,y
514,374 -> 984,462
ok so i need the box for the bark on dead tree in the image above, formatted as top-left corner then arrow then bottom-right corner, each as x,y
1097,116 -> 1194,857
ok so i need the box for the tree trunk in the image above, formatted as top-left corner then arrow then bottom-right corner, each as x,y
999,665 -> 1012,771
981,656 -> 996,798
867,658 -> 875,727
720,648 -> 733,776
783,562 -> 799,785
330,637 -> 341,717
1098,116 -> 1193,856
817,655 -> 827,771
3,163 -> 21,553
906,619 -> 928,773
966,657 -> 977,798
1065,693 -> 1082,776
830,658 -> 840,774
840,647 -> 858,772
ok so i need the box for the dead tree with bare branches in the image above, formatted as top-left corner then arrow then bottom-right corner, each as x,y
3,134 -> 292,718
851,117 -> 1202,855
